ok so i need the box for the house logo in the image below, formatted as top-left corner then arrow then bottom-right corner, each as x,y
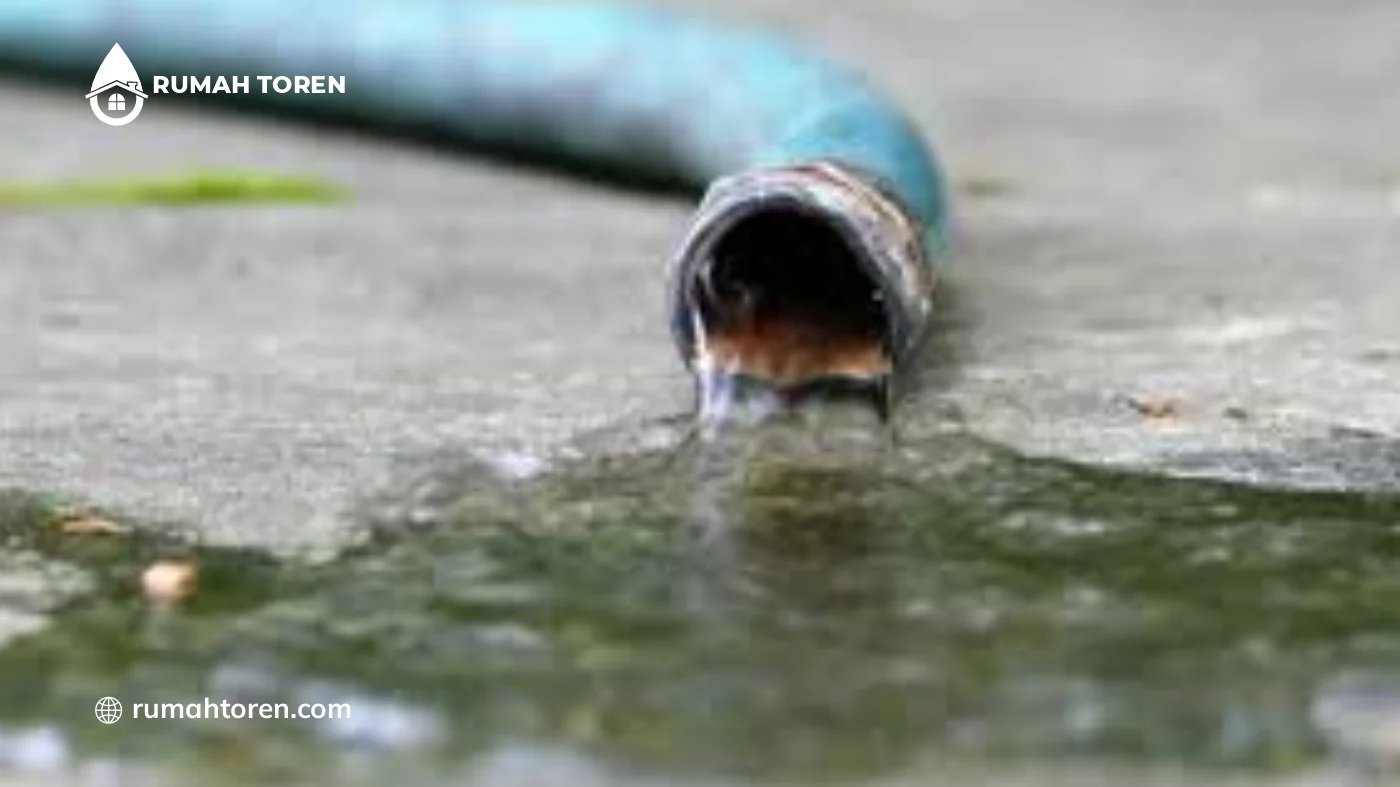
87,44 -> 147,126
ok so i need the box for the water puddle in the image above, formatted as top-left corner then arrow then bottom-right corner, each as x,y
0,420 -> 1399,785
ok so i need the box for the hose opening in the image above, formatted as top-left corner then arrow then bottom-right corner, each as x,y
691,203 -> 891,389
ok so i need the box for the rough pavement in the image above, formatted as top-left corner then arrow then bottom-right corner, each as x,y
2,0 -> 1398,550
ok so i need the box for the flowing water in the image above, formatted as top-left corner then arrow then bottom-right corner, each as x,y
1,399 -> 1400,785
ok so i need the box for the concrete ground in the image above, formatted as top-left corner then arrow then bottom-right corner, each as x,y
1,0 -> 1398,551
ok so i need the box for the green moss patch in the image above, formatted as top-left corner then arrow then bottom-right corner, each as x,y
0,170 -> 348,207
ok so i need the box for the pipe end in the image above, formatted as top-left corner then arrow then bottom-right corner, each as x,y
669,161 -> 936,420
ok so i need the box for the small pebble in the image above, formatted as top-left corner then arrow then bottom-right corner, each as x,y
141,560 -> 198,603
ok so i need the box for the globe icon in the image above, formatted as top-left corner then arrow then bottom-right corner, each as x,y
94,697 -> 122,724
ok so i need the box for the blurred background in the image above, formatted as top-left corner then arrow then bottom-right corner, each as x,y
0,0 -> 1399,785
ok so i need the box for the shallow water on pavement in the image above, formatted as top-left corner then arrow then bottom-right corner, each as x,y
1,410 -> 1399,786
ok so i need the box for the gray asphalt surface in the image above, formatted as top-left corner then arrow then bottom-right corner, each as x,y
2,0 -> 1399,551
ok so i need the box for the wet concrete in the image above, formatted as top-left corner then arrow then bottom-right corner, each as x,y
1,429 -> 1400,785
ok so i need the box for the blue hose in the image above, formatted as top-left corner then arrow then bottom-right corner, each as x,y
0,0 -> 949,411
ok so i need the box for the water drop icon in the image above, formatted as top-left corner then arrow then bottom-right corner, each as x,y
86,44 -> 148,125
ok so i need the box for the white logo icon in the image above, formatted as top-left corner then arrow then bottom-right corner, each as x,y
94,696 -> 122,724
86,44 -> 147,126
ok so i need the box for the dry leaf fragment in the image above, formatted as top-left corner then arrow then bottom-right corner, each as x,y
54,513 -> 128,536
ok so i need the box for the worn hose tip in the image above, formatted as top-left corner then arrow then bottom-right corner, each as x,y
668,161 -> 936,421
